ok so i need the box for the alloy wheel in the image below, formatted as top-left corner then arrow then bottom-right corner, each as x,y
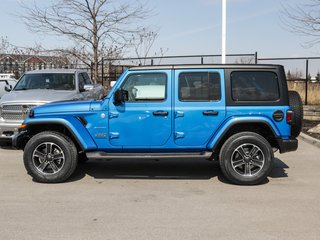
231,143 -> 265,177
32,142 -> 65,175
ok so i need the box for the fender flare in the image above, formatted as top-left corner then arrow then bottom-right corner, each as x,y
207,117 -> 280,150
23,116 -> 98,151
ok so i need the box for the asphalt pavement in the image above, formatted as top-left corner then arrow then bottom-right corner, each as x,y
0,138 -> 320,240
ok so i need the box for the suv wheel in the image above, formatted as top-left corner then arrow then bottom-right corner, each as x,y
219,132 -> 274,185
23,131 -> 78,183
288,91 -> 303,137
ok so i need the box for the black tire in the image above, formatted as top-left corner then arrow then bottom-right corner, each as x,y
219,132 -> 274,185
288,91 -> 303,137
23,131 -> 78,183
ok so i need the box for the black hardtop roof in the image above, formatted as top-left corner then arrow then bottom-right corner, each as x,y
129,64 -> 283,71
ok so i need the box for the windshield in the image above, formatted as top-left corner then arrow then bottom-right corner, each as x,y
14,73 -> 75,91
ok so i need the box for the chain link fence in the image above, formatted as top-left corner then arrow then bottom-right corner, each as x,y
1,52 -> 320,104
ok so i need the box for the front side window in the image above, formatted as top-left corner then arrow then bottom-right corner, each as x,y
14,73 -> 75,91
78,73 -> 86,90
231,71 -> 280,101
122,73 -> 167,102
81,73 -> 92,85
179,72 -> 221,101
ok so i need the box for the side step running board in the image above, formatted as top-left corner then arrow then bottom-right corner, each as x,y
86,151 -> 212,160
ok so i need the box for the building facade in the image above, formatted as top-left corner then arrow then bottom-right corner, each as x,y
0,54 -> 69,79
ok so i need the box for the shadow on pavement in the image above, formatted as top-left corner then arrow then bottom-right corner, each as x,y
0,145 -> 15,150
269,158 -> 289,178
70,158 -> 223,182
69,157 -> 289,183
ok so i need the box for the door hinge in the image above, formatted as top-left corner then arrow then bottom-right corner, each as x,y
109,112 -> 119,119
175,111 -> 184,118
175,132 -> 185,139
109,132 -> 120,139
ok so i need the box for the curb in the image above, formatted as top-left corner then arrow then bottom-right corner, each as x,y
299,132 -> 320,149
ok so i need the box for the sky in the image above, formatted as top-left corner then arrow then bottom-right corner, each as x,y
1,0 -> 320,75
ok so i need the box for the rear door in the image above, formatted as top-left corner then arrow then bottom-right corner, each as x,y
174,69 -> 226,147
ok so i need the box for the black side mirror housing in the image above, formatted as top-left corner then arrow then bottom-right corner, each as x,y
5,85 -> 12,92
114,89 -> 128,106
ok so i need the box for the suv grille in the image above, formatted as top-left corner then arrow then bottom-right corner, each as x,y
0,104 -> 37,121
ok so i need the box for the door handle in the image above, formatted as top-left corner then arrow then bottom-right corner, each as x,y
153,111 -> 168,117
203,111 -> 219,116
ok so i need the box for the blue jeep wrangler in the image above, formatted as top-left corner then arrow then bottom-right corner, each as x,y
13,64 -> 303,185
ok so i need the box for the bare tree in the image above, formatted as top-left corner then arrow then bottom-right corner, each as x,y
0,36 -> 43,56
130,28 -> 157,65
286,69 -> 303,81
316,72 -> 320,82
281,0 -> 320,47
20,0 -> 152,83
0,36 -> 10,54
128,28 -> 169,65
0,37 -> 25,55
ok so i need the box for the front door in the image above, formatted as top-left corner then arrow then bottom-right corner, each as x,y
174,69 -> 226,147
108,70 -> 172,148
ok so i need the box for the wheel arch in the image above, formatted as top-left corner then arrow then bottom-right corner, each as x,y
19,117 -> 97,151
209,118 -> 280,153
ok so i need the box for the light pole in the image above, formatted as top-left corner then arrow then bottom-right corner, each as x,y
221,0 -> 227,64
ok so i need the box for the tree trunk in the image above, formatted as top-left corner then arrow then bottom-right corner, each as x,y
93,46 -> 99,84
92,8 -> 99,84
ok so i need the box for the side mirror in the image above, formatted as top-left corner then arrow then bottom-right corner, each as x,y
110,81 -> 116,88
114,89 -> 128,106
5,85 -> 12,92
80,84 -> 94,92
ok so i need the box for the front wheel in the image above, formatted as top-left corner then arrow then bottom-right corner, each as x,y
219,132 -> 274,185
23,131 -> 78,183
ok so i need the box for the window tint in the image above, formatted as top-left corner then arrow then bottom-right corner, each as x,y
179,72 -> 221,101
78,73 -> 85,90
231,71 -> 280,101
122,73 -> 167,102
82,73 -> 92,85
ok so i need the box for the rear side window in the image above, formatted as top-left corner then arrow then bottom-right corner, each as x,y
179,72 -> 221,101
231,71 -> 280,101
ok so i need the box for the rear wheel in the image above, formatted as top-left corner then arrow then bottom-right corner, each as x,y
23,131 -> 78,183
219,132 -> 274,185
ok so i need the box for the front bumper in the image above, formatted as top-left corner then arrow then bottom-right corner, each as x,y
0,136 -> 13,146
0,122 -> 21,146
12,130 -> 30,149
277,138 -> 298,153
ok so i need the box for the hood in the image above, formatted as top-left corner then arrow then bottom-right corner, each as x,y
0,89 -> 77,104
33,100 -> 94,115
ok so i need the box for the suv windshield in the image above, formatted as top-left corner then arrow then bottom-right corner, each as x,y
14,73 -> 75,91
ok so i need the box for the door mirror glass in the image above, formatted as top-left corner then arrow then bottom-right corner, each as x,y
83,84 -> 94,91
